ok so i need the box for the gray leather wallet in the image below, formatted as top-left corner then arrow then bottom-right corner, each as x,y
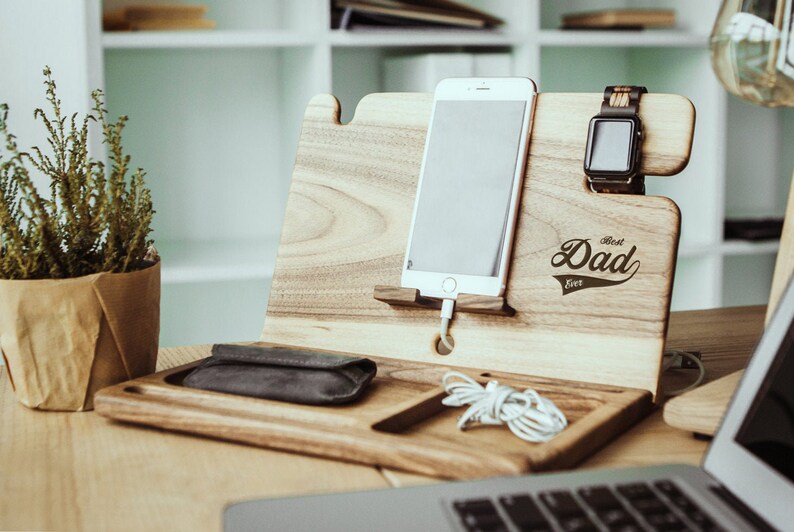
183,344 -> 377,405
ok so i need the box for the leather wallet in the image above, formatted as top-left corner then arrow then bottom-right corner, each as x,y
183,344 -> 377,405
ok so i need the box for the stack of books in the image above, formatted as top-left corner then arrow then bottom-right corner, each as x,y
333,0 -> 503,30
103,4 -> 215,31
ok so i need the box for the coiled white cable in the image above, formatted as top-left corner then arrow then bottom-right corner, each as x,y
441,371 -> 568,443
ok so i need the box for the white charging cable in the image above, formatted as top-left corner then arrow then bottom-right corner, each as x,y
663,349 -> 706,396
441,371 -> 568,443
439,298 -> 456,352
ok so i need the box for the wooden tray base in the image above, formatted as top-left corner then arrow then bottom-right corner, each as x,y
373,285 -> 516,316
95,347 -> 652,480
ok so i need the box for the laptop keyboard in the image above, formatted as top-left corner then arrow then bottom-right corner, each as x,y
451,480 -> 721,532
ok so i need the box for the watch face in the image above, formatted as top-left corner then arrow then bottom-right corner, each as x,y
584,117 -> 639,177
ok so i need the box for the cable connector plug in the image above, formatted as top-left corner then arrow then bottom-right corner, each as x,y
439,299 -> 456,353
664,350 -> 702,369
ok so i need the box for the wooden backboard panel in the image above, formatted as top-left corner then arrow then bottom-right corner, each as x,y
262,92 -> 694,398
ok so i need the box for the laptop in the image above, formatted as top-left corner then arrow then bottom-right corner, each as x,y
224,281 -> 794,532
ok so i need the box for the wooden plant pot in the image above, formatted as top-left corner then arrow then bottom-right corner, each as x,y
0,261 -> 160,411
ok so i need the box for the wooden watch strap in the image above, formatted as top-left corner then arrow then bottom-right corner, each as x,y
600,85 -> 647,116
594,177 -> 646,194
590,85 -> 647,194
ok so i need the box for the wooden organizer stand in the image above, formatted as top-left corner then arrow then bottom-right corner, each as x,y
96,91 -> 695,479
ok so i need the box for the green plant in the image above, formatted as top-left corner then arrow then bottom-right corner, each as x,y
0,67 -> 154,280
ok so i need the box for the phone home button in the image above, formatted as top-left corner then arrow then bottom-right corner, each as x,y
442,277 -> 457,293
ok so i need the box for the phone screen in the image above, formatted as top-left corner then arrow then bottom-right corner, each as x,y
406,99 -> 528,277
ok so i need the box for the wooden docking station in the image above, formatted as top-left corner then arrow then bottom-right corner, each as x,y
96,91 -> 695,479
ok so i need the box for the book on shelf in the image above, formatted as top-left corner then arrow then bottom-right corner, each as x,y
333,0 -> 503,30
561,9 -> 676,30
103,4 -> 215,32
724,218 -> 783,241
383,52 -> 512,92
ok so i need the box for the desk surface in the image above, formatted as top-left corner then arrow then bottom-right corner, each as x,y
0,306 -> 765,531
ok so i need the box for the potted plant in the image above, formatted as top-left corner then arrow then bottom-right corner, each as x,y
0,67 -> 160,411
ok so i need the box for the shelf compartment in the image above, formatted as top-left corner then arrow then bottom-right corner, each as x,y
103,0 -> 326,33
722,254 -> 776,307
670,256 -> 722,311
158,237 -> 279,285
104,47 -> 316,244
160,277 -> 270,347
538,1 -> 720,36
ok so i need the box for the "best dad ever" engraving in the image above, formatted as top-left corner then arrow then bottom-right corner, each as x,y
550,237 -> 640,295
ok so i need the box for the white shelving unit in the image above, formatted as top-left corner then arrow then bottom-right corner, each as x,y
1,0 -> 788,348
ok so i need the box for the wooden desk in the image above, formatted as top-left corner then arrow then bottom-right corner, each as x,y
0,306 -> 765,531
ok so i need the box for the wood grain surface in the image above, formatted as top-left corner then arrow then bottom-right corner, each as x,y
263,92 -> 694,398
642,306 -> 762,437
663,370 -> 743,436
383,306 -> 765,487
0,348 -> 388,532
1,306 -> 764,531
95,344 -> 652,480
664,305 -> 764,382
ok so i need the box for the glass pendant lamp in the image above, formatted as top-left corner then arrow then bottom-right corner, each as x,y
710,0 -> 794,317
710,0 -> 794,106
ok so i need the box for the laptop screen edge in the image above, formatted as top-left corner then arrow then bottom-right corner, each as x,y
703,278 -> 794,530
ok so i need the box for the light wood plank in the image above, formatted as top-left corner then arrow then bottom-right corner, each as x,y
663,370 -> 743,436
583,306 -> 762,468
767,169 -> 794,323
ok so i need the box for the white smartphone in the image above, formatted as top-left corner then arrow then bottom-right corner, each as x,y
401,77 -> 537,300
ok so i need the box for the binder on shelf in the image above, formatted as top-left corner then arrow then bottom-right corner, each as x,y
333,0 -> 503,30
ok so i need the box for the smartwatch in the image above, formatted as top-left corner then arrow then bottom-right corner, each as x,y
584,85 -> 647,194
